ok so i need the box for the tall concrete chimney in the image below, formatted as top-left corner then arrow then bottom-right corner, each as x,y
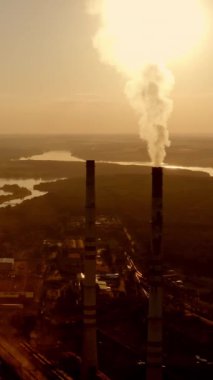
82,160 -> 98,380
147,167 -> 163,380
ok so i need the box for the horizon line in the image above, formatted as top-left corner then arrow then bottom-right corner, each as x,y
0,132 -> 212,137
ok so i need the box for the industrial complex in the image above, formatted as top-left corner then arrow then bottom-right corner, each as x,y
0,161 -> 211,380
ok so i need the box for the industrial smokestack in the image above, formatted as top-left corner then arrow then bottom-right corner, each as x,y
82,160 -> 98,380
147,167 -> 163,380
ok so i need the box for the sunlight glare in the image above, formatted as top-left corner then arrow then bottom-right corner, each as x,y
93,0 -> 207,74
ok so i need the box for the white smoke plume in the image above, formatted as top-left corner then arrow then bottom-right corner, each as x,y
86,0 -> 206,165
125,65 -> 174,165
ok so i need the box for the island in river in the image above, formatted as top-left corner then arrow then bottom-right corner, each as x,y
0,184 -> 31,205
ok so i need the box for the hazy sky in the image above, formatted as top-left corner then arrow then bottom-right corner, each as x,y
0,0 -> 212,135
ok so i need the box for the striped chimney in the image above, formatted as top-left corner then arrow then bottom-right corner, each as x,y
82,160 -> 98,380
147,167 -> 163,380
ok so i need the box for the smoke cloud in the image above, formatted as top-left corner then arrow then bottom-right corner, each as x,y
125,65 -> 174,165
87,0 -> 205,165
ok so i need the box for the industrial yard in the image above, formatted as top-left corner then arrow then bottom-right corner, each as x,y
0,211 -> 212,379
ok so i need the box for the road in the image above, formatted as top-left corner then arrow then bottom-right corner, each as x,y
0,334 -> 73,380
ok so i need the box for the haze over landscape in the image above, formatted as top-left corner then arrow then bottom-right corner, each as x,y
0,0 -> 212,136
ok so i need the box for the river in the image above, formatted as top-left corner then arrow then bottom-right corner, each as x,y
0,178 -> 63,208
20,150 -> 213,177
0,150 -> 212,208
